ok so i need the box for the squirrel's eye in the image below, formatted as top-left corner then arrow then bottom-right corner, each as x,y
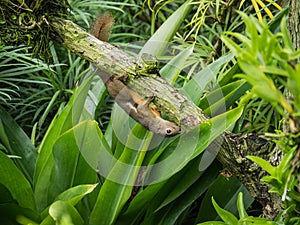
166,128 -> 173,135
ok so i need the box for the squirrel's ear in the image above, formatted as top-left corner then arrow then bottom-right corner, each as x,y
91,12 -> 114,42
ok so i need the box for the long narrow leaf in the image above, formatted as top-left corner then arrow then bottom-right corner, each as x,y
90,125 -> 152,225
139,1 -> 193,56
160,46 -> 194,84
182,54 -> 234,105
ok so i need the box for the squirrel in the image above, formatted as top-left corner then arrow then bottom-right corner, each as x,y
91,13 -> 180,136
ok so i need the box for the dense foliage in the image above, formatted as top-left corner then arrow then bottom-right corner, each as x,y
0,0 -> 299,224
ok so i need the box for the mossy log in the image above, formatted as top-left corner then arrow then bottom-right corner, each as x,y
51,18 -> 207,129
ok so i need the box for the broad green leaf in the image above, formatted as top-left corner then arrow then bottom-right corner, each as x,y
259,65 -> 288,76
143,161 -> 220,225
0,151 -> 35,210
160,46 -> 194,84
287,64 -> 300,102
239,12 -> 260,47
56,184 -> 98,205
197,176 -> 253,223
40,184 -> 97,225
146,105 -> 243,184
0,184 -> 40,224
237,62 -> 286,108
0,107 -> 37,183
155,157 -> 209,211
246,156 -> 276,175
34,77 -> 93,212
49,200 -> 84,225
16,215 -> 40,225
116,182 -> 167,225
268,6 -> 288,31
139,1 -> 192,56
277,147 -> 296,173
90,125 -> 152,225
47,120 -> 100,203
182,54 -> 234,105
218,63 -> 241,86
199,80 -> 250,116
212,197 -> 238,225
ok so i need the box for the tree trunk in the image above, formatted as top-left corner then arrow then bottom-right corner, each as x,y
289,0 -> 300,51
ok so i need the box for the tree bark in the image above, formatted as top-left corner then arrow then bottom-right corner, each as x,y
216,133 -> 282,219
51,18 -> 208,129
289,0 -> 300,51
50,17 -> 280,218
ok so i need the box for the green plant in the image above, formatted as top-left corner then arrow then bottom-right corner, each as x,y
0,44 -> 95,143
0,55 -> 244,225
0,0 -> 293,224
0,3 -> 249,224
198,192 -> 278,225
221,11 -> 300,223
222,12 -> 300,116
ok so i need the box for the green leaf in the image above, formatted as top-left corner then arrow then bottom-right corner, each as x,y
90,126 -> 152,225
116,182 -> 167,224
139,1 -> 192,56
0,184 -> 40,224
197,176 -> 253,223
146,105 -> 243,184
182,53 -> 234,105
0,107 -> 37,183
40,184 -> 97,225
259,65 -> 288,76
160,46 -> 194,84
237,62 -> 284,106
277,146 -> 296,174
49,200 -> 84,225
212,197 -> 238,225
56,184 -> 98,205
239,12 -> 260,53
221,35 -> 245,58
280,18 -> 293,51
247,156 -> 276,175
0,151 -> 35,210
155,157 -> 214,211
199,80 -> 250,116
144,161 -> 220,225
197,222 -> 226,225
34,77 -> 93,212
237,192 -> 248,219
241,216 -> 277,224
47,120 -> 100,202
16,214 -> 40,225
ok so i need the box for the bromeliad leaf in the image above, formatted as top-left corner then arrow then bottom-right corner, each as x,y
49,200 -> 84,225
211,197 -> 238,225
